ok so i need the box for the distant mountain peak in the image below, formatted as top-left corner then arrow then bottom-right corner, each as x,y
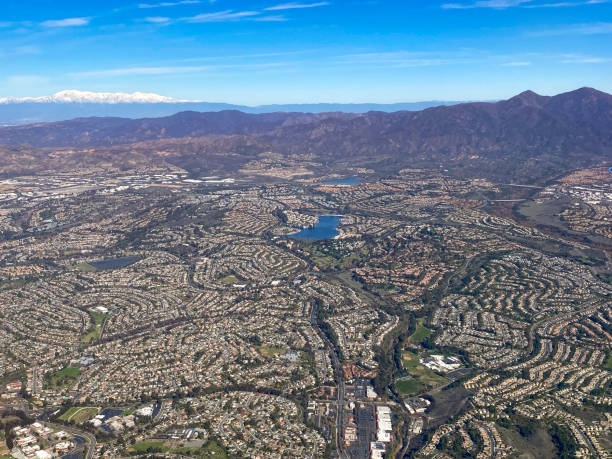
507,90 -> 545,106
555,86 -> 612,101
572,86 -> 603,95
0,89 -> 192,104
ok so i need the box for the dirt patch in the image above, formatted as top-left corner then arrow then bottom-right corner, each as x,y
499,426 -> 557,459
426,386 -> 471,430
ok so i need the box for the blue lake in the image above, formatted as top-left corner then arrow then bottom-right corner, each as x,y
290,215 -> 341,240
89,256 -> 141,270
325,177 -> 360,185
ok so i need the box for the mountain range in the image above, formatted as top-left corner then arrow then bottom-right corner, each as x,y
0,87 -> 609,183
0,90 -> 466,125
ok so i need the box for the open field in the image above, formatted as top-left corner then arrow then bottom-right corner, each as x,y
130,440 -> 229,458
81,328 -> 101,343
396,351 -> 448,395
257,345 -> 286,358
395,377 -> 426,395
74,262 -> 98,273
603,353 -> 612,371
45,366 -> 81,389
130,441 -> 169,454
408,318 -> 431,344
81,310 -> 108,343
305,244 -> 370,271
59,407 -> 100,424
498,426 -> 557,459
219,274 -> 242,284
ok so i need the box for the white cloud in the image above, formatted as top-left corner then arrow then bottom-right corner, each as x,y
442,0 -> 532,9
529,21 -> 612,35
503,61 -> 532,66
5,75 -> 50,86
138,0 -> 202,8
561,53 -> 612,63
184,10 -> 260,22
254,15 -> 288,21
442,0 -> 608,8
145,16 -> 172,23
338,51 -> 469,67
69,66 -> 209,77
523,0 -> 610,6
143,3 -> 322,25
265,2 -> 330,10
67,61 -> 291,78
41,17 -> 91,27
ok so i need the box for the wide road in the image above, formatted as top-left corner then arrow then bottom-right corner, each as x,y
309,300 -> 349,459
46,422 -> 97,459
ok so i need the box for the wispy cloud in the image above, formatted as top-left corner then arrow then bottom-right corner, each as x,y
524,0 -> 610,6
338,51 -> 476,67
265,2 -> 330,10
561,53 -> 612,63
442,0 -> 608,8
138,0 -> 202,8
529,21 -> 612,35
141,3 -> 323,25
442,0 -> 532,9
175,49 -> 318,63
41,17 -> 91,27
14,45 -> 41,55
70,65 -> 211,77
5,75 -> 50,86
145,16 -> 172,23
67,61 -> 292,78
254,15 -> 288,21
184,10 -> 260,22
336,50 -> 548,69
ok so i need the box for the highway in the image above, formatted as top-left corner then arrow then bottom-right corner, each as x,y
45,421 -> 97,459
309,299 -> 349,459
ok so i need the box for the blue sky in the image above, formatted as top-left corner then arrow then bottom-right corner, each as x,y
1,0 -> 611,104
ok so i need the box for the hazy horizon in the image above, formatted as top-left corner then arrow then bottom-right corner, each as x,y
1,1 -> 611,104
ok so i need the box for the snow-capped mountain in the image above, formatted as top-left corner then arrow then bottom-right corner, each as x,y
0,89 -> 465,125
0,89 -> 191,104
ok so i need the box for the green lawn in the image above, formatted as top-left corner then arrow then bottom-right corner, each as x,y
45,367 -> 81,389
397,351 -> 448,395
305,245 -> 370,270
58,407 -> 80,420
81,328 -> 101,343
395,378 -> 426,395
121,408 -> 135,417
74,262 -> 98,273
603,353 -> 612,370
90,311 -> 107,326
81,310 -> 109,343
402,351 -> 422,370
131,441 -> 169,454
194,440 -> 229,458
219,274 -> 244,285
131,440 -> 229,458
408,318 -> 431,344
304,246 -> 337,270
257,345 -> 286,358
59,407 -> 99,424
